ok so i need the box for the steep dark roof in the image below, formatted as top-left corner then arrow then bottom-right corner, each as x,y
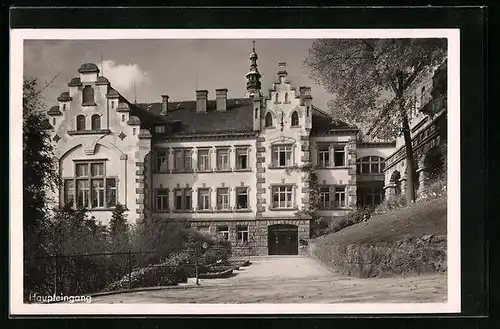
47,105 -> 62,116
78,63 -> 100,74
68,77 -> 82,87
311,105 -> 358,132
96,76 -> 110,85
136,98 -> 254,135
57,92 -> 72,102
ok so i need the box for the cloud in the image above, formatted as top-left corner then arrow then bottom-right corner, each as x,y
98,60 -> 151,92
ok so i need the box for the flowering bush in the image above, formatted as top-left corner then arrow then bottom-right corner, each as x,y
416,179 -> 447,202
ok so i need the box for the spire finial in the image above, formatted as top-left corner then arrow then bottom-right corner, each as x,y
253,40 -> 255,52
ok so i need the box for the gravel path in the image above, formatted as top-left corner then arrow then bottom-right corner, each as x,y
91,256 -> 447,304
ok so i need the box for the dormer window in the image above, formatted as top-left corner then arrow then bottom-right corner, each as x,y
291,111 -> 299,126
155,125 -> 166,133
76,115 -> 86,131
265,112 -> 273,127
91,114 -> 101,130
82,85 -> 95,105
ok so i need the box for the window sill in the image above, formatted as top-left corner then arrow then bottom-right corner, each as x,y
172,209 -> 194,213
215,209 -> 233,213
316,166 -> 349,170
235,208 -> 252,213
214,169 -> 233,173
67,129 -> 111,136
81,103 -> 97,107
234,168 -> 252,172
153,209 -> 171,213
269,207 -> 299,212
268,165 -> 299,170
196,169 -> 214,173
318,208 -> 350,211
172,170 -> 194,174
196,209 -> 214,213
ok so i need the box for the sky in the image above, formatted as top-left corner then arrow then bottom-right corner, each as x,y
23,39 -> 333,110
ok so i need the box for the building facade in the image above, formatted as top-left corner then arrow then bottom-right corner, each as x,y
47,45 -> 396,256
384,61 -> 448,198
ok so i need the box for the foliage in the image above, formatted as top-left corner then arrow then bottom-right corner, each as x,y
201,239 -> 232,265
305,38 -> 447,202
423,143 -> 447,181
108,203 -> 130,252
23,78 -> 61,298
373,194 -> 408,215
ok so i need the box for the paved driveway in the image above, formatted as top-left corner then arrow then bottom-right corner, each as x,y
91,256 -> 447,304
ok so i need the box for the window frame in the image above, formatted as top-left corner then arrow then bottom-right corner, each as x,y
155,150 -> 169,173
197,188 -> 211,211
76,115 -> 86,131
272,144 -> 293,168
265,112 -> 273,127
235,187 -> 249,210
235,147 -> 250,171
82,85 -> 95,106
236,225 -> 249,244
197,148 -> 211,172
334,186 -> 347,209
356,156 -> 386,174
216,148 -> 231,171
216,187 -> 230,211
63,160 -> 118,210
271,185 -> 295,209
173,187 -> 192,212
291,111 -> 299,127
154,188 -> 169,212
217,225 -> 229,240
173,148 -> 193,173
91,114 -> 101,130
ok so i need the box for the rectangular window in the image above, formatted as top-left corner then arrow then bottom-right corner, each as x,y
217,188 -> 230,210
319,187 -> 331,209
272,185 -> 293,209
91,179 -> 105,208
70,161 -> 117,209
155,189 -> 169,211
198,149 -> 211,171
106,178 -> 117,208
198,188 -> 211,210
335,186 -> 347,208
334,147 -> 345,167
236,148 -> 248,170
155,125 -> 166,133
237,225 -> 249,243
272,145 -> 292,167
155,150 -> 168,172
76,179 -> 90,208
174,149 -> 192,172
318,146 -> 330,167
217,225 -> 229,240
64,179 -> 75,206
217,149 -> 230,170
236,187 -> 249,210
174,188 -> 192,211
76,163 -> 89,177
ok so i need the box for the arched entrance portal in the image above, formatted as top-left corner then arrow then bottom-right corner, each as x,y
268,224 -> 298,255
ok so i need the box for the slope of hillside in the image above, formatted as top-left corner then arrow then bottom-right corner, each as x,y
310,197 -> 447,278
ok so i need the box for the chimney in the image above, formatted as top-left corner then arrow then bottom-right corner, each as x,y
215,88 -> 228,111
278,62 -> 288,80
160,95 -> 169,115
196,90 -> 208,113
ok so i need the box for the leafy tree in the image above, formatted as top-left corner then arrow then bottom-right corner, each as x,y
23,78 -> 60,297
108,203 -> 130,251
305,38 -> 446,202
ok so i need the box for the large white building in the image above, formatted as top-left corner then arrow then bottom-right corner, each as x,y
46,44 -> 395,256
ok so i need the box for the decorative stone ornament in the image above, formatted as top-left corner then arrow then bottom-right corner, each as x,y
118,131 -> 126,141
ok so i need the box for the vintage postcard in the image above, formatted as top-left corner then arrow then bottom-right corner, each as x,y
10,28 -> 460,315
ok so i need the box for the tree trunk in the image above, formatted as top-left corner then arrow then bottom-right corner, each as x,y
400,105 -> 417,202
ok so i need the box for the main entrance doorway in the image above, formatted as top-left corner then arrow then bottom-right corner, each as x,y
268,224 -> 298,255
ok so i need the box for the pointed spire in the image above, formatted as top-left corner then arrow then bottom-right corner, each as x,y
245,40 -> 262,98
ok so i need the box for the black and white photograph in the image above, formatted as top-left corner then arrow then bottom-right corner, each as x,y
10,28 -> 460,315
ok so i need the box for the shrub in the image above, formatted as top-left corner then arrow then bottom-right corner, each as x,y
373,194 -> 408,215
201,239 -> 232,265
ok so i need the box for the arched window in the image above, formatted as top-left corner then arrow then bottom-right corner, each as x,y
76,115 -> 86,131
91,114 -> 101,130
291,111 -> 299,126
255,107 -> 258,119
275,93 -> 279,103
82,85 -> 94,105
356,156 -> 385,174
284,92 -> 289,103
265,112 -> 273,127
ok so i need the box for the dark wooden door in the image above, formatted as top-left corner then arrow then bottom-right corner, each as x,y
268,224 -> 298,255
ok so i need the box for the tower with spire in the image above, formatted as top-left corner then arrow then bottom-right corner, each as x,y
245,41 -> 262,98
